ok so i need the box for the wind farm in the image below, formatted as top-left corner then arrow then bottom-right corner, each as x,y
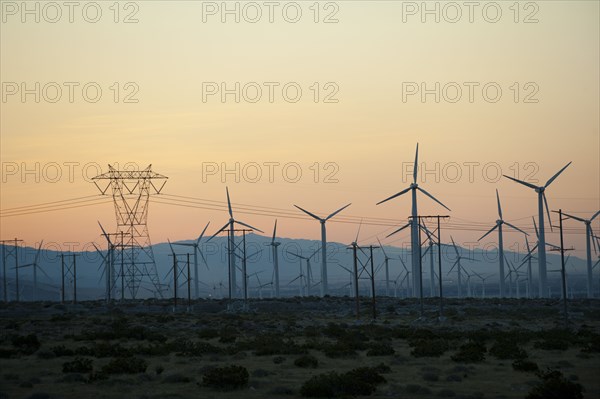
1,1 -> 598,398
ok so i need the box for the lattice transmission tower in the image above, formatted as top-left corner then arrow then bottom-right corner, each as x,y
93,165 -> 168,299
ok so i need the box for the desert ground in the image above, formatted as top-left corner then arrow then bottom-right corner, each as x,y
1,297 -> 598,399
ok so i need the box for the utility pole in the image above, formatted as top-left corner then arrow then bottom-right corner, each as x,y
0,239 -> 23,302
72,253 -> 79,304
347,241 -> 360,319
368,245 -> 379,320
169,254 -> 178,310
187,253 -> 191,311
61,254 -> 65,303
120,231 -> 125,301
411,216 -> 449,320
551,209 -> 574,329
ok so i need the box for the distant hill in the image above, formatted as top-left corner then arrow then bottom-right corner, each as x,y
0,234 -> 591,301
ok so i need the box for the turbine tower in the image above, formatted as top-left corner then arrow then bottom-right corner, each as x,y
478,190 -> 527,297
92,165 -> 168,299
267,220 -> 281,297
210,187 -> 263,298
294,202 -> 351,297
562,210 -> 599,298
503,162 -> 571,298
173,222 -> 210,299
377,143 -> 450,297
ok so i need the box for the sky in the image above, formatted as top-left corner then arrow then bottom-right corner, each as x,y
1,1 -> 599,260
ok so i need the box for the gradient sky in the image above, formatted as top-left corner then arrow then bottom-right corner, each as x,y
1,1 -> 598,259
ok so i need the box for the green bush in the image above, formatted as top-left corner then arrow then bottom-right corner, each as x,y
11,334 -> 40,355
294,354 -> 319,368
410,339 -> 448,358
489,340 -> 527,360
51,345 -> 74,357
62,357 -> 93,373
512,359 -> 539,372
101,357 -> 147,374
526,369 -> 584,399
451,341 -> 486,363
367,342 -> 395,357
202,365 -> 248,390
534,339 -> 569,351
168,338 -> 221,356
300,366 -> 386,397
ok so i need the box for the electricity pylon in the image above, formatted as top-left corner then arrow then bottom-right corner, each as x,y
92,164 -> 168,299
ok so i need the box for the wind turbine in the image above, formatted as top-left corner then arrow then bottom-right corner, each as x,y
472,271 -> 493,299
464,269 -> 473,297
287,247 -> 320,296
266,220 -> 281,297
398,255 -> 411,297
392,272 -> 404,298
562,210 -> 600,298
377,143 -> 451,298
503,161 -> 571,297
18,241 -> 45,301
209,187 -> 263,298
376,238 -> 393,297
294,202 -> 351,297
92,242 -> 113,302
478,190 -> 528,297
98,221 -> 117,300
518,235 -> 537,299
173,222 -> 210,299
447,237 -> 475,298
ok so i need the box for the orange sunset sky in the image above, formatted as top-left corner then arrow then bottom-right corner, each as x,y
1,1 -> 598,259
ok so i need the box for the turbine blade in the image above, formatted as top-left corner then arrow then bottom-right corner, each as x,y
503,174 -> 538,190
417,186 -> 451,211
496,189 -> 503,219
543,193 -> 553,232
167,239 -> 176,256
386,222 -> 411,238
544,161 -> 572,188
478,224 -> 498,241
235,219 -> 264,233
398,256 -> 408,272
309,246 -> 321,259
504,222 -> 528,236
197,221 -> 211,244
271,219 -> 278,243
377,237 -> 388,258
34,240 -> 43,264
326,203 -> 351,221
98,221 -> 112,245
207,221 -> 230,242
355,219 -> 363,243
447,259 -> 459,274
450,236 -> 460,256
422,245 -> 430,258
198,249 -> 209,270
226,187 -> 233,218
413,143 -> 419,184
294,205 -> 322,221
562,211 -> 585,223
532,217 -> 539,239
376,186 -> 411,205
591,210 -> 600,222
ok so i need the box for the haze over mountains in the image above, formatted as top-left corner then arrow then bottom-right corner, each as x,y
1,234 -> 590,301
